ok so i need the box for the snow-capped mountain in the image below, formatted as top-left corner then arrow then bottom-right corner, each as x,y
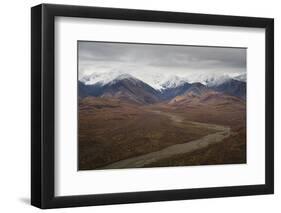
204,75 -> 232,87
107,73 -> 140,85
233,73 -> 246,82
80,72 -> 190,91
79,73 -> 160,104
79,71 -> 130,86
80,71 -> 245,90
160,75 -> 188,90
79,72 -> 246,101
210,79 -> 246,99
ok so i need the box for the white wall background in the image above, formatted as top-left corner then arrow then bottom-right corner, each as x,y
0,0 -> 279,212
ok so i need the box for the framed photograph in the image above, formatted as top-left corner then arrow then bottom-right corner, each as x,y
31,4 -> 274,209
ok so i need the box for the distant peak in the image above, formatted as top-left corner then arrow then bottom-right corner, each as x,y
160,75 -> 188,90
233,73 -> 246,82
107,73 -> 142,86
114,73 -> 135,80
204,75 -> 232,87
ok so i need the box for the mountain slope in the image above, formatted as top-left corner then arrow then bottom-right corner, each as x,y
160,82 -> 192,100
184,82 -> 210,96
167,82 -> 245,106
79,74 -> 161,104
79,81 -> 104,98
210,79 -> 246,99
169,90 -> 245,108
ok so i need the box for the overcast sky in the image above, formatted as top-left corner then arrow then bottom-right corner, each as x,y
78,41 -> 246,87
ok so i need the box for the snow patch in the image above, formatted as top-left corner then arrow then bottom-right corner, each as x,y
80,71 -> 246,89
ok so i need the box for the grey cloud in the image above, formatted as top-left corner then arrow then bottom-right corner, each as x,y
78,41 -> 246,77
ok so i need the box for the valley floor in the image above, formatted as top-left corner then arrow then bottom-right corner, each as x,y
78,97 -> 246,170
102,120 -> 231,169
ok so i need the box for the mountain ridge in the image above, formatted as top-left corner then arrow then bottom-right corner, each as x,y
80,72 -> 245,90
79,73 -> 246,103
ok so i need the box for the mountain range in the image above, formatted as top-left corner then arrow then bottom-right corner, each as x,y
79,73 -> 246,104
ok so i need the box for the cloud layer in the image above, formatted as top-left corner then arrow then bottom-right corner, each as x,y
78,41 -> 246,87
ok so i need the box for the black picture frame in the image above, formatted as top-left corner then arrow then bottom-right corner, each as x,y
31,3 -> 274,209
